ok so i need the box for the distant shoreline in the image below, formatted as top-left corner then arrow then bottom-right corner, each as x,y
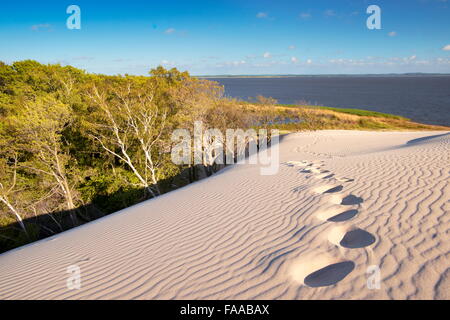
196,73 -> 450,79
195,75 -> 450,127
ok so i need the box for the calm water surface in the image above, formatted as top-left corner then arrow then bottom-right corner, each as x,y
208,76 -> 450,126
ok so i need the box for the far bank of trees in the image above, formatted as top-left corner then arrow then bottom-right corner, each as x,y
0,61 -> 298,253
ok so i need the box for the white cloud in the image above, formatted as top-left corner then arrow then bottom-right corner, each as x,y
299,12 -> 311,19
112,58 -> 130,63
215,60 -> 247,68
161,59 -> 176,66
437,57 -> 450,64
325,55 -> 445,68
306,59 -> 313,64
291,57 -> 298,63
288,45 -> 296,50
164,28 -> 176,34
73,56 -> 94,61
388,31 -> 397,37
324,10 -> 336,17
231,60 -> 246,66
442,44 -> 450,51
256,12 -> 268,19
263,52 -> 272,58
31,23 -> 51,31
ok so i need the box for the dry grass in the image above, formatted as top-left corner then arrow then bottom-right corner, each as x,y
268,105 -> 450,131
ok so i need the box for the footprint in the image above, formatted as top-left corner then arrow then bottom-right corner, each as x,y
329,226 -> 375,249
340,194 -> 364,205
290,253 -> 355,287
324,185 -> 344,193
304,261 -> 355,287
301,168 -> 321,174
340,228 -> 376,249
286,160 -> 309,167
327,209 -> 359,222
76,257 -> 91,263
286,163 -> 295,167
293,185 -> 307,192
315,207 -> 359,222
312,172 -> 332,179
336,177 -> 355,182
313,185 -> 343,194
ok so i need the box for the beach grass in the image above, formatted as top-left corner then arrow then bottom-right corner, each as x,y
244,102 -> 450,132
279,104 -> 408,120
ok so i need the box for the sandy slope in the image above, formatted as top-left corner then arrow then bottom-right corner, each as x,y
0,130 -> 449,300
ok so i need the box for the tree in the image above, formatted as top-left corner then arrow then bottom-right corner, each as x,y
85,77 -> 174,198
0,154 -> 27,234
7,95 -> 80,225
0,61 -> 299,253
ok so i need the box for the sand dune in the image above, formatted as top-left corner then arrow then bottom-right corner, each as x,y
0,130 -> 449,300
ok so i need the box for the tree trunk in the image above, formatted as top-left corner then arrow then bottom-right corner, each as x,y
0,196 -> 27,235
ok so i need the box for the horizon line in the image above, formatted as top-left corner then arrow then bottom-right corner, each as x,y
195,72 -> 450,78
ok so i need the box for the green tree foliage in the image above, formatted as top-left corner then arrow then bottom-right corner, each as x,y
7,95 -> 80,224
0,61 -> 282,253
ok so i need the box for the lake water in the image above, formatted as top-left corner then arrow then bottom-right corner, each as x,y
207,76 -> 450,126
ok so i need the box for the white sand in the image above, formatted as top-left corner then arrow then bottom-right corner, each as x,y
0,130 -> 449,300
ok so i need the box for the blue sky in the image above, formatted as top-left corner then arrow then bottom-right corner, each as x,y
0,0 -> 449,75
